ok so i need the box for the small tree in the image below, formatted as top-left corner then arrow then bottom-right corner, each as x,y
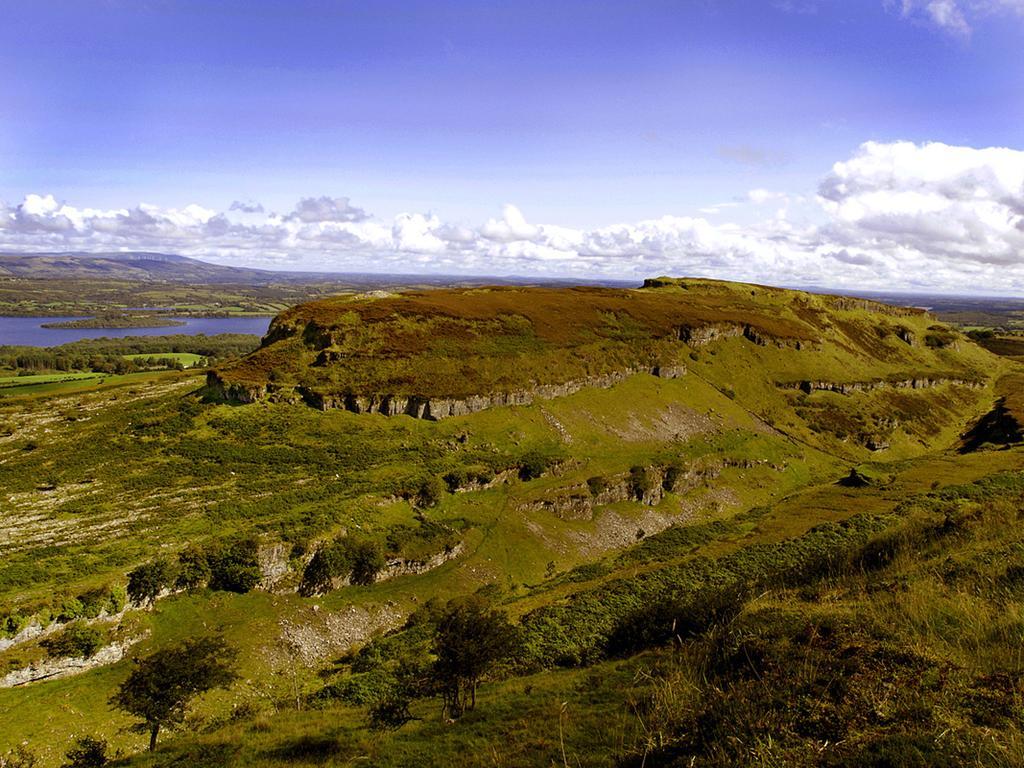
349,540 -> 385,586
111,636 -> 237,751
62,737 -> 107,768
126,558 -> 174,606
432,597 -> 517,719
175,546 -> 211,591
298,539 -> 353,597
207,538 -> 261,593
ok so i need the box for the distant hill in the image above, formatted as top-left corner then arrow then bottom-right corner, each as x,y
0,251 -> 309,284
210,276 -> 998,459
0,251 -> 636,289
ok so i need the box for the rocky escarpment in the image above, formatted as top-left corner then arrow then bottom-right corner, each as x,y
780,376 -> 984,396
0,635 -> 145,688
828,296 -> 927,318
210,365 -> 687,420
678,322 -> 806,349
516,459 -> 780,521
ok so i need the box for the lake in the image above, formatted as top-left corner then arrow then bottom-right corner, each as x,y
0,316 -> 272,347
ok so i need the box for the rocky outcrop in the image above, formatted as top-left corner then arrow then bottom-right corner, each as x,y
210,377 -> 268,403
0,635 -> 145,688
379,543 -> 464,580
213,365 -> 687,420
516,460 -> 772,521
258,541 -> 294,591
320,543 -> 465,592
678,322 -> 804,350
783,377 -> 984,396
895,327 -> 916,346
829,296 -> 926,318
678,323 -> 746,346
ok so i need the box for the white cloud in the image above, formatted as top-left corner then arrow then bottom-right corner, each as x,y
289,196 -> 368,223
229,200 -> 265,214
480,204 -> 540,242
818,140 -> 1024,266
747,189 -> 788,205
2,140 -> 1023,294
891,0 -> 1024,35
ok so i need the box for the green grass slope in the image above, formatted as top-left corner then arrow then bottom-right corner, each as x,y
0,278 -> 1019,766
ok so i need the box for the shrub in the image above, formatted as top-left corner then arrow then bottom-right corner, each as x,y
628,465 -> 657,500
208,538 -> 261,593
414,476 -> 445,508
62,737 -> 107,768
175,546 -> 211,591
42,623 -> 103,659
299,540 -> 353,597
76,587 -> 115,619
350,540 -> 386,586
127,559 -> 174,606
517,449 -> 559,481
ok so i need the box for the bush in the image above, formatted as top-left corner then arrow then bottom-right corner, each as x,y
127,559 -> 174,606
175,546 -> 211,591
299,535 -> 387,594
414,475 -> 445,508
628,465 -> 657,500
42,623 -> 104,659
517,449 -> 559,481
208,538 -> 261,593
62,737 -> 107,768
350,540 -> 386,586
299,540 -> 354,597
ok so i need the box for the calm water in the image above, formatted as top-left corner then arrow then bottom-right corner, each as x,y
0,316 -> 272,347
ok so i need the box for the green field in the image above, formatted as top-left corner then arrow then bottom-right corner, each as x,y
0,370 -> 183,399
123,352 -> 204,367
0,371 -> 103,389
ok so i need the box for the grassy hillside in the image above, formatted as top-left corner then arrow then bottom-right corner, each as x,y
0,278 -> 1020,767
215,278 -> 972,401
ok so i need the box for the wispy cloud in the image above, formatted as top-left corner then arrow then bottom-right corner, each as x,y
890,0 -> 1024,36
716,144 -> 790,168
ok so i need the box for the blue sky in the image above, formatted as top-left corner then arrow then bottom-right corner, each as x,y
1,1 -> 1023,291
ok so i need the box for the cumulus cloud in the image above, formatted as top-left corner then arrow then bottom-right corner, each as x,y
2,140 -> 1023,294
818,140 -> 1024,266
229,200 -> 265,214
289,196 -> 367,223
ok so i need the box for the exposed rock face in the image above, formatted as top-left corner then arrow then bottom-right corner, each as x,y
678,323 -> 746,346
258,541 -> 294,591
784,377 -> 983,395
211,366 -> 687,420
0,635 -> 145,688
322,543 -> 465,592
211,377 -> 268,403
829,296 -> 926,318
896,327 -> 916,346
518,458 -> 779,521
379,543 -> 464,581
678,322 -> 804,350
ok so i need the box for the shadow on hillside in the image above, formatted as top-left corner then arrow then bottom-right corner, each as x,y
262,734 -> 345,763
960,398 -> 1023,453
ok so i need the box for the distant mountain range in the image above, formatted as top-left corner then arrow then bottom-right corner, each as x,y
0,251 -> 635,288
0,251 -> 333,285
